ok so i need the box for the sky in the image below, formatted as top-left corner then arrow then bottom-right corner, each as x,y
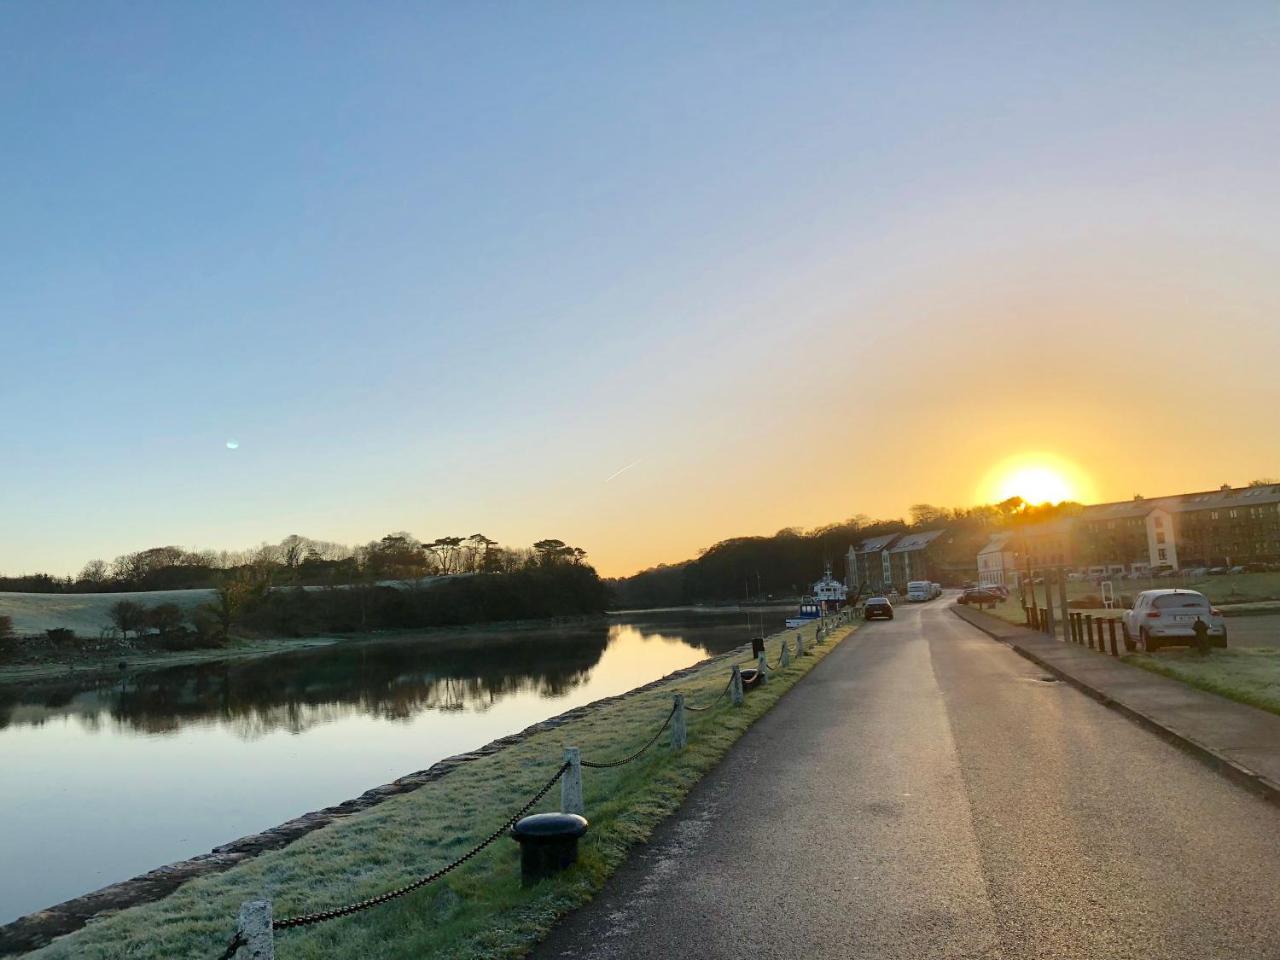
3,2 -> 1279,579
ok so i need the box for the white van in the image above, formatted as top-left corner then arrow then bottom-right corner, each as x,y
906,581 -> 931,602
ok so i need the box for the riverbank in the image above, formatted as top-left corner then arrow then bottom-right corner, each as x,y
17,615 -> 854,959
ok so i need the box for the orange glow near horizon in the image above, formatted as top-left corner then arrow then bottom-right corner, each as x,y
979,453 -> 1095,507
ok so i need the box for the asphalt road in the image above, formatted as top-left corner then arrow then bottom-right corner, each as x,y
534,600 -> 1280,959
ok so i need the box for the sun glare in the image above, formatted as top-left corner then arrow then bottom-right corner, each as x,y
979,453 -> 1094,507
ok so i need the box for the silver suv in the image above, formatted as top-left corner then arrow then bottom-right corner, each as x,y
1122,589 -> 1227,652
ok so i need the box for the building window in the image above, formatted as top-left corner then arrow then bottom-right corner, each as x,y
1158,548 -> 1167,561
1156,531 -> 1165,544
1154,516 -> 1163,528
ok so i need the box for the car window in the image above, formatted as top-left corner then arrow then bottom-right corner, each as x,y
1154,595 -> 1209,610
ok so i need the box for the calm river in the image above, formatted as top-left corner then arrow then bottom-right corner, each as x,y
0,609 -> 784,924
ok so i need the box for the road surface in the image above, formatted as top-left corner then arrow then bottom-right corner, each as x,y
534,600 -> 1280,959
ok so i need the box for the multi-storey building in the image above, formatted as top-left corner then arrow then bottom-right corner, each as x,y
976,482 -> 1280,576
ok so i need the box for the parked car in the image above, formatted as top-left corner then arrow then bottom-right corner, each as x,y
863,597 -> 894,620
1121,589 -> 1227,653
1207,567 -> 1228,576
958,587 -> 1001,606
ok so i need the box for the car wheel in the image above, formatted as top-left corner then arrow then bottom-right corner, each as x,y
1141,628 -> 1159,653
1121,622 -> 1136,653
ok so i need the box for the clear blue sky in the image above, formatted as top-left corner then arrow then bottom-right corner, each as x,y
4,2 -> 1279,577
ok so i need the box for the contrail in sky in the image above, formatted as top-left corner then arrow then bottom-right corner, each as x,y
605,459 -> 642,482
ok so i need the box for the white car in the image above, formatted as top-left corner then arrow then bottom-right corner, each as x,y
1122,589 -> 1227,653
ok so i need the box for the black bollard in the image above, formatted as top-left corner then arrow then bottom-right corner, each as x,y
750,637 -> 765,659
511,813 -> 588,886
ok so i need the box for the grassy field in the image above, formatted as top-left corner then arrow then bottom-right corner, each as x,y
0,588 -> 216,636
1126,648 -> 1280,717
1016,571 -> 1280,610
0,635 -> 339,686
28,616 -> 853,960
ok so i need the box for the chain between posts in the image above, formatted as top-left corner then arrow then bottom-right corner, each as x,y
684,673 -> 736,711
267,761 -> 569,931
581,702 -> 678,768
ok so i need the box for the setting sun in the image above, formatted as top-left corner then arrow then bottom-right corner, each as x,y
979,453 -> 1095,506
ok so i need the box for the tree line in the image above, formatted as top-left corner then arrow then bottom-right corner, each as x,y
609,496 -> 1079,607
0,533 -> 584,594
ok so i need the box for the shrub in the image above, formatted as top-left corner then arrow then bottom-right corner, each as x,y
46,627 -> 76,644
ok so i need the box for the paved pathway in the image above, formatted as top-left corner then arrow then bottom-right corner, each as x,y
534,601 -> 1280,960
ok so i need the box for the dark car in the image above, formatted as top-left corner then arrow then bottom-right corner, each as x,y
863,597 -> 894,620
958,587 -> 1000,606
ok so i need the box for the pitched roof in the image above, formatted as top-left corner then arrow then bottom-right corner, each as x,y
1080,483 -> 1280,520
855,533 -> 900,554
888,529 -> 946,553
978,534 -> 1012,556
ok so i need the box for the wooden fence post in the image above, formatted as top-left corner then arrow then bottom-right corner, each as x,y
670,694 -> 687,751
561,747 -> 584,816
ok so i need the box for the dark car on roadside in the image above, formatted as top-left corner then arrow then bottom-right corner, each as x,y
863,597 -> 894,620
958,587 -> 1001,606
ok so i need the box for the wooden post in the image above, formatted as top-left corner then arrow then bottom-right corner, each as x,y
1042,570 -> 1056,637
730,664 -> 744,705
237,900 -> 273,960
780,640 -> 791,668
757,652 -> 770,684
561,747 -> 583,816
1057,568 -> 1070,640
670,694 -> 687,751
1085,615 -> 1095,650
1108,618 -> 1119,657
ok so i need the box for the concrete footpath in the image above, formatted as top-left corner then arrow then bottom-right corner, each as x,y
953,603 -> 1280,803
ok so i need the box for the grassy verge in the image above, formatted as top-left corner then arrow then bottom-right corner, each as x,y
29,617 -> 855,960
1125,648 -> 1280,717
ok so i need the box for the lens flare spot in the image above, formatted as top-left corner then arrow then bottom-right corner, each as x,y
226,439 -> 240,450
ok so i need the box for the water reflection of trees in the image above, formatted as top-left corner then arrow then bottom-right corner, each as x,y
1,628 -> 614,738
0,613 -> 777,738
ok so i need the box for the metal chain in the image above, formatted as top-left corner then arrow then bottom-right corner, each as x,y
581,703 -> 677,768
269,761 -> 569,930
684,673 -> 735,711
214,932 -> 245,960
